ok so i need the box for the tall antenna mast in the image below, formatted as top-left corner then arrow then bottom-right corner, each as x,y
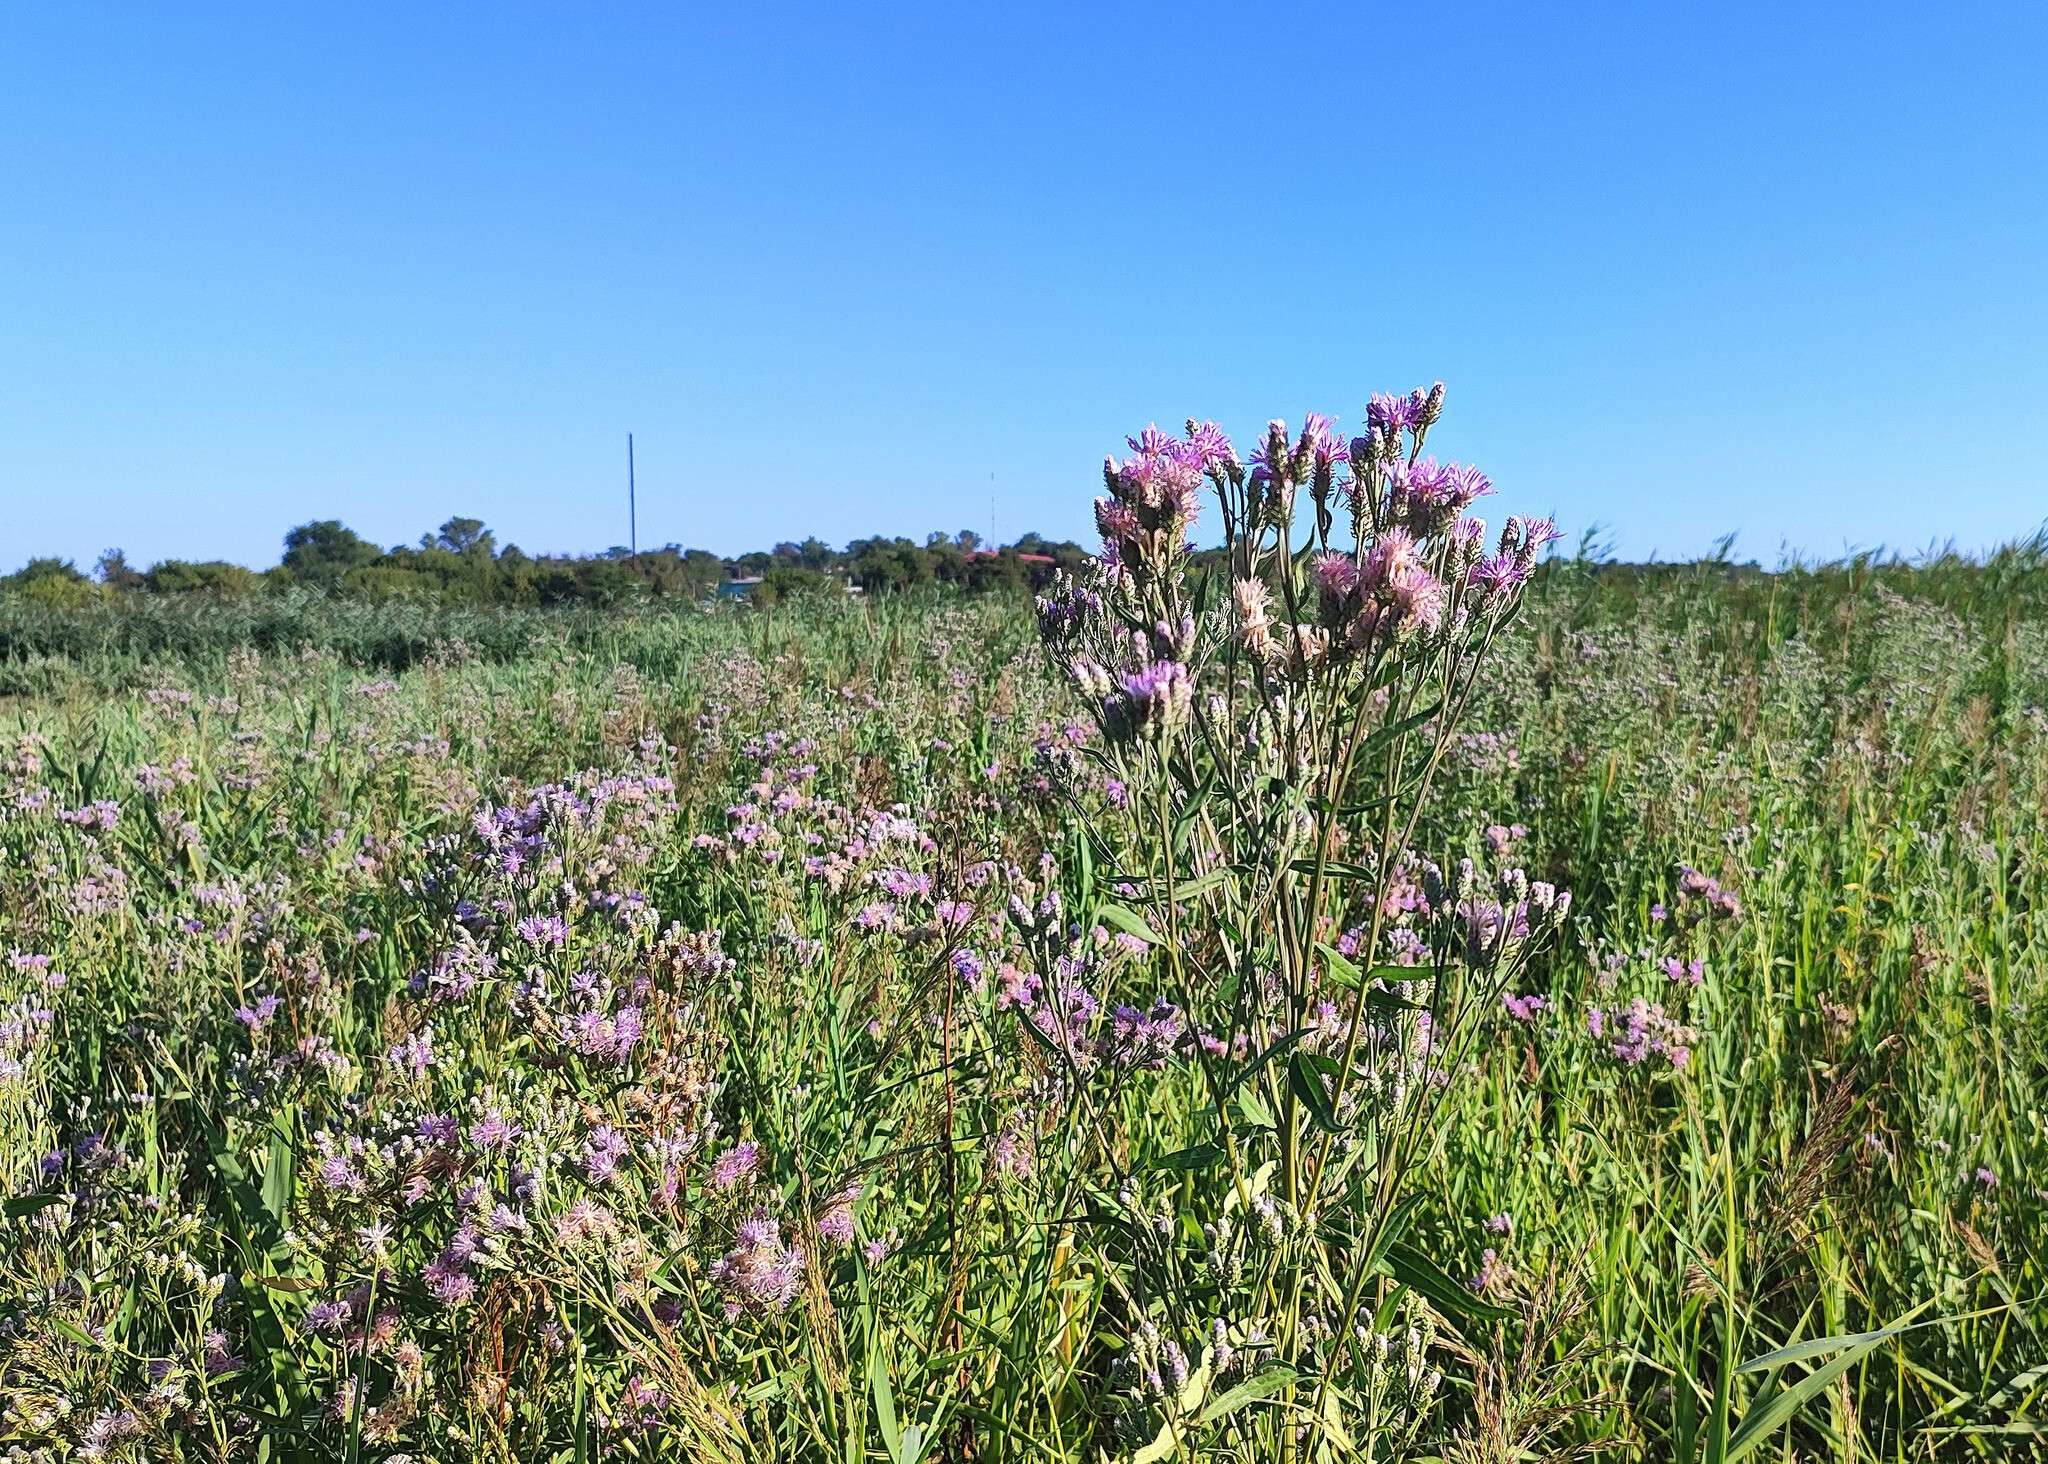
627,433 -> 638,561
989,472 -> 995,551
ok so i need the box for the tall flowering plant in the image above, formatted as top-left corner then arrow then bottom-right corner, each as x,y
1036,385 -> 1569,1458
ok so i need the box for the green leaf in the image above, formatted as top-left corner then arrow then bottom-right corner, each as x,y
1146,1141 -> 1224,1172
3,1193 -> 65,1218
869,1343 -> 902,1463
1236,1089 -> 1276,1131
1315,941 -> 1363,988
1724,1332 -> 1895,1460
1737,1324 -> 1902,1374
1313,942 -> 1427,1004
1364,984 -> 1428,1013
1198,1364 -> 1297,1424
1318,1381 -> 1356,1452
1359,699 -> 1444,758
262,1117 -> 295,1227
50,1317 -> 102,1350
1288,858 -> 1377,882
1127,1419 -> 1181,1464
1287,1052 -> 1345,1134
1096,903 -> 1165,947
1168,867 -> 1233,902
1378,1241 -> 1513,1325
1363,1194 -> 1424,1274
1222,1027 -> 1311,1101
1313,792 -> 1393,819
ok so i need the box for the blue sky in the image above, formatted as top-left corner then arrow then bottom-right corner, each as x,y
4,2 -> 2045,573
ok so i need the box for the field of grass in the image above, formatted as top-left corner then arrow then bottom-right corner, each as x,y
2,532 -> 2045,1458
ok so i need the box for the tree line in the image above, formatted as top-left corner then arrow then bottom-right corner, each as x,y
1,519 -> 1093,608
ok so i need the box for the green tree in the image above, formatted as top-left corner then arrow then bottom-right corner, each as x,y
427,517 -> 495,558
283,520 -> 383,581
2,557 -> 99,607
145,560 -> 260,596
96,548 -> 146,590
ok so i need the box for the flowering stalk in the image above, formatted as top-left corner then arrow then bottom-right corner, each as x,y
1037,384 -> 1569,1457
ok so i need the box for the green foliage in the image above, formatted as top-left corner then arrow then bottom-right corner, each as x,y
143,560 -> 261,596
0,555 -> 2043,1459
2,557 -> 99,610
6,520 -> 1090,627
282,520 -> 383,582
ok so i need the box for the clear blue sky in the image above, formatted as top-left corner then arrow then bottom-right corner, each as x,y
4,2 -> 2046,574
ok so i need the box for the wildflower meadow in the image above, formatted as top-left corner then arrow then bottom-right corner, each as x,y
2,390 -> 2043,1460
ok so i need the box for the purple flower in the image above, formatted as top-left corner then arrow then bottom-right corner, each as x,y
1184,420 -> 1237,471
581,1125 -> 631,1185
709,1140 -> 760,1191
317,1155 -> 365,1197
862,1229 -> 899,1266
877,868 -> 932,899
711,1212 -> 805,1317
416,1112 -> 459,1145
990,1117 -> 1036,1180
1126,423 -> 1173,456
234,993 -> 282,1030
423,1250 -> 476,1306
470,1109 -> 521,1151
1106,661 -> 1193,744
610,1374 -> 670,1433
1467,1247 -> 1509,1296
1102,999 -> 1184,1070
816,1182 -> 862,1246
1484,823 -> 1527,855
1301,411 -> 1345,472
1677,866 -> 1742,921
1314,553 -> 1360,597
1366,391 -> 1419,436
386,1028 -> 435,1077
515,914 -> 569,948
203,1330 -> 243,1375
305,1299 -> 353,1334
1035,580 -> 1104,642
610,1004 -> 644,1058
1660,956 -> 1705,987
1588,996 -> 1698,1072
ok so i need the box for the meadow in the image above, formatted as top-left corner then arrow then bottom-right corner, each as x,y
2,406 -> 2045,1461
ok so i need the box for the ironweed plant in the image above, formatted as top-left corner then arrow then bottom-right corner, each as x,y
1031,386 -> 1570,1458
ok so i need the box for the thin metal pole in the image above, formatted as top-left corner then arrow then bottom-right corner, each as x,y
628,433 -> 637,560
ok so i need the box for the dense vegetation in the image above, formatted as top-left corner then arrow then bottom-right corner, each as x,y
2,416 -> 2045,1458
1,518 -> 1091,615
